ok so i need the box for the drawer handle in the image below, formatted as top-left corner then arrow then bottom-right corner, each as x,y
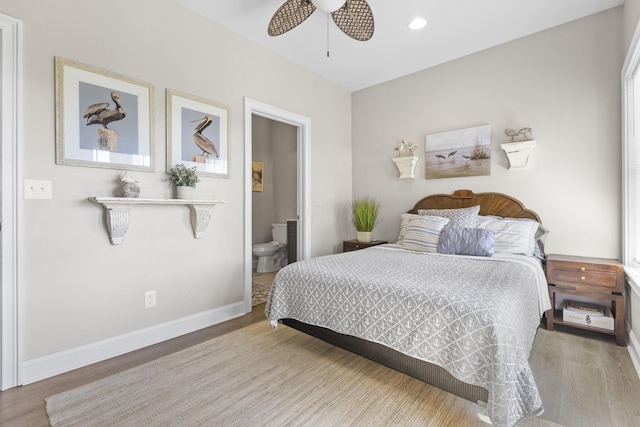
581,276 -> 586,280
580,267 -> 586,271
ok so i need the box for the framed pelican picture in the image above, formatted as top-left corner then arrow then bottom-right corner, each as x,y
166,89 -> 230,178
55,57 -> 154,170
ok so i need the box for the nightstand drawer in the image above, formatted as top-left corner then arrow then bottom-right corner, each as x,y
546,255 -> 624,293
549,269 -> 618,289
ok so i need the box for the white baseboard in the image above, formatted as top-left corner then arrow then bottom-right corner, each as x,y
629,329 -> 640,380
22,302 -> 246,385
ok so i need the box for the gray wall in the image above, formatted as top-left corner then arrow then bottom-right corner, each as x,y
3,0 -> 352,361
352,8 -> 623,259
252,115 -> 297,245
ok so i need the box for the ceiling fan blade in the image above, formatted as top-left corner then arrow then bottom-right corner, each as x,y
268,0 -> 316,36
331,0 -> 374,41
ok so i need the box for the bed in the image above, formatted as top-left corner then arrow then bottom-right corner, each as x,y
265,190 -> 552,427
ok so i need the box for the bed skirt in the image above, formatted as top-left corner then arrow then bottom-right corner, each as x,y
280,318 -> 489,404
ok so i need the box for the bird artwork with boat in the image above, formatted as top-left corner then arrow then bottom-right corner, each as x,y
425,125 -> 491,179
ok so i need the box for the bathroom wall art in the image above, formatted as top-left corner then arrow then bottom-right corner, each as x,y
55,57 -> 154,171
167,89 -> 230,178
252,161 -> 264,192
425,124 -> 491,179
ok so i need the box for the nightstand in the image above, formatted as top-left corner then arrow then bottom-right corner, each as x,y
545,254 -> 625,346
343,239 -> 388,252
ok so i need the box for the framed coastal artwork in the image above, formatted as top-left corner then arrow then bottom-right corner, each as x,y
167,89 -> 230,178
252,161 -> 264,192
425,125 -> 492,179
55,57 -> 154,170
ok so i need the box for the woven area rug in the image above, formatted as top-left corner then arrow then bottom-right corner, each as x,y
45,322 -> 558,427
251,271 -> 276,306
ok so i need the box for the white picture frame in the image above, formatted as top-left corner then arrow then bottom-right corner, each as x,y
55,57 -> 154,171
166,89 -> 230,178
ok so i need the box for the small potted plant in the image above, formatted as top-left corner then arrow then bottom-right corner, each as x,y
168,163 -> 200,199
351,196 -> 380,243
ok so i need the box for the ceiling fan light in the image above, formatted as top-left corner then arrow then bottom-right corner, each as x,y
408,17 -> 427,31
311,0 -> 345,13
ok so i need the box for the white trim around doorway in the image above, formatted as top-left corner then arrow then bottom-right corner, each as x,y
0,13 -> 23,391
243,98 -> 311,314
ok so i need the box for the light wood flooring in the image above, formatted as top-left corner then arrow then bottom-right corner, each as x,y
1,302 -> 639,426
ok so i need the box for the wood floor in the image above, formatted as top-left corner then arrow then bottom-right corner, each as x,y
1,305 -> 639,426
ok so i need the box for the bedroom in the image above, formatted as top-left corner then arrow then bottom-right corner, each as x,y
0,0 -> 639,425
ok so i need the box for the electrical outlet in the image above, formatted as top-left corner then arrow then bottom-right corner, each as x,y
24,179 -> 52,199
144,290 -> 157,309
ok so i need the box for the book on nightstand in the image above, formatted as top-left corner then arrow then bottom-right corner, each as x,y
564,300 -> 605,317
563,301 -> 614,331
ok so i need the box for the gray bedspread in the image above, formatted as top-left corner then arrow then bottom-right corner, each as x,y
265,245 -> 552,427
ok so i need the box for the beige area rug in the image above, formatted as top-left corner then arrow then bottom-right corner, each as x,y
45,322 -> 560,427
251,271 -> 276,306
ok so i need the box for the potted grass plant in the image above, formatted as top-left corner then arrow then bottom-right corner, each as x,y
351,197 -> 380,243
168,163 -> 200,199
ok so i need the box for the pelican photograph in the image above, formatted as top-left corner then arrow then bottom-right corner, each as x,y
79,83 -> 136,154
55,57 -> 154,171
167,89 -> 230,178
425,124 -> 492,179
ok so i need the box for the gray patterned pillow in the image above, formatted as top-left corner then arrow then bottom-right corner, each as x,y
437,224 -> 496,257
418,205 -> 480,228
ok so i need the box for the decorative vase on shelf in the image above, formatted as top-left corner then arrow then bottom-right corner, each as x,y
120,172 -> 140,198
168,163 -> 200,200
356,231 -> 373,243
175,186 -> 195,200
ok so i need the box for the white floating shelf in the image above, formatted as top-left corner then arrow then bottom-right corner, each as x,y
392,156 -> 419,179
88,197 -> 225,245
500,140 -> 537,170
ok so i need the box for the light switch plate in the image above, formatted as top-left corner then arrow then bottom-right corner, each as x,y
24,180 -> 52,199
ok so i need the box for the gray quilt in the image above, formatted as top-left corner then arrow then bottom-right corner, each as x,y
265,245 -> 552,427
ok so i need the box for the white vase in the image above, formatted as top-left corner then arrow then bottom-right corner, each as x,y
356,231 -> 372,243
175,186 -> 195,200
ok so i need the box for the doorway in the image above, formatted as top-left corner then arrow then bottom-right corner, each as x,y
243,98 -> 310,313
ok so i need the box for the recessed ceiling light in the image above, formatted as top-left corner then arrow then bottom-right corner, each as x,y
408,17 -> 427,31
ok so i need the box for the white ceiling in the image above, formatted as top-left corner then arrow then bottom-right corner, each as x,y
173,0 -> 623,92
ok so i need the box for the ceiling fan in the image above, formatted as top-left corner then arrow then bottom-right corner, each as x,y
268,0 -> 374,42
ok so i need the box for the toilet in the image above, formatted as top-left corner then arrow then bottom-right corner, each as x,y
252,223 -> 287,273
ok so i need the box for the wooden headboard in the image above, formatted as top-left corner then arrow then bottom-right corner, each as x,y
408,189 -> 541,222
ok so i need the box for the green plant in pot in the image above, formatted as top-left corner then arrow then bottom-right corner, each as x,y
351,197 -> 380,243
168,163 -> 200,199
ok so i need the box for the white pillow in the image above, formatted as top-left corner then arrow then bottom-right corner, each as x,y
396,213 -> 422,244
417,205 -> 480,228
400,216 -> 450,253
476,216 -> 540,256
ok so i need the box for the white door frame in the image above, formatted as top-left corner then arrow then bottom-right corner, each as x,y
0,13 -> 23,391
243,98 -> 310,313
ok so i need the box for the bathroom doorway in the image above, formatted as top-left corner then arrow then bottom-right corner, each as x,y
250,115 -> 296,304
243,98 -> 311,313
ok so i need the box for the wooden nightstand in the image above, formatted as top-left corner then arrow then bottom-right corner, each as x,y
343,239 -> 388,252
546,254 -> 625,346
